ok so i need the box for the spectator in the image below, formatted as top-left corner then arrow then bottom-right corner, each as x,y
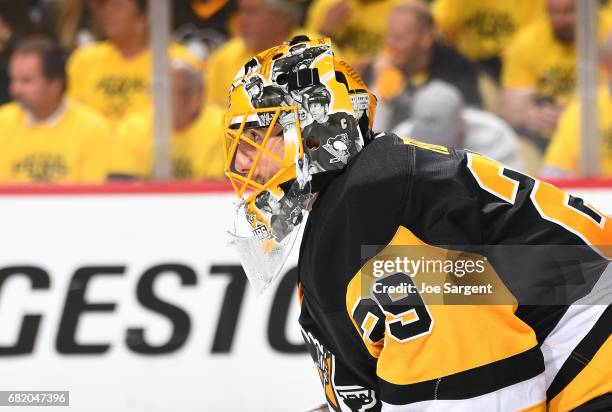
39,0 -> 106,50
541,33 -> 612,177
109,61 -> 225,180
305,0 -> 404,69
498,0 -> 612,152
370,1 -> 482,131
175,0 -> 312,59
432,0 -> 545,81
67,0 -> 199,126
393,80 -> 523,169
205,0 -> 315,108
0,1 -> 35,105
0,37 -> 111,183
173,0 -> 238,59
606,0 -> 612,17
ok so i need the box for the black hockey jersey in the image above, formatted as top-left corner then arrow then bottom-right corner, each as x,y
297,134 -> 611,412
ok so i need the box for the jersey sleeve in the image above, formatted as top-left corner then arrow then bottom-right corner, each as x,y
402,141 -> 610,313
345,139 -> 610,408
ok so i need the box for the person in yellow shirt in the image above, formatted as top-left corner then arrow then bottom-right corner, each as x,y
109,61 -> 225,180
542,34 -> 612,177
305,0 -> 404,69
432,0 -> 545,81
606,0 -> 612,18
370,2 -> 482,131
0,37 -> 111,183
205,0 -> 315,108
498,0 -> 612,151
67,0 -> 199,127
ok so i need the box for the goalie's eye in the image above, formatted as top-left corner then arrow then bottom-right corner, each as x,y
244,129 -> 263,143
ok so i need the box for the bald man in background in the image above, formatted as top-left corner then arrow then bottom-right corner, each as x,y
109,61 -> 225,180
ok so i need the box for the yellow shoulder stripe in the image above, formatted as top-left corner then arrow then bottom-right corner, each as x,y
400,136 -> 449,155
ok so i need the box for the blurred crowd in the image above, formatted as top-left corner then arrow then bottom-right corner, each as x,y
0,0 -> 611,183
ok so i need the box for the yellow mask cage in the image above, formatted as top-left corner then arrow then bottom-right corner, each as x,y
223,106 -> 304,206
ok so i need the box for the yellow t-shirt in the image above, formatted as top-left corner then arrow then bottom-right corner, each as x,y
306,0 -> 402,66
205,29 -> 319,108
544,86 -> 612,175
0,101 -> 111,183
432,0 -> 545,61
110,104 -> 225,180
68,41 -> 200,126
606,0 -> 612,18
502,13 -> 612,104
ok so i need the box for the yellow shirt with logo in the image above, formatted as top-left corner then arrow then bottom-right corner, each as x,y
432,0 -> 545,61
68,41 -> 200,126
205,29 -> 320,108
110,104 -> 225,180
306,0 -> 403,66
543,85 -> 612,175
502,13 -> 612,104
0,101 -> 111,183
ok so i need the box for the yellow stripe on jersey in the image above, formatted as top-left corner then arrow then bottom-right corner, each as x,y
346,225 -> 538,385
400,136 -> 450,155
532,181 -> 612,258
467,152 -> 612,258
322,355 -> 339,409
520,400 -> 546,412
346,270 -> 383,359
467,152 -> 519,203
549,336 -> 612,411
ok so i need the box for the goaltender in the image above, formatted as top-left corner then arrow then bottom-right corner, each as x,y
221,36 -> 610,411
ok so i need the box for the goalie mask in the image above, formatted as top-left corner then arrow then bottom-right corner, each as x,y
222,36 -> 377,293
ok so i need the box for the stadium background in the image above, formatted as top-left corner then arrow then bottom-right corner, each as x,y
0,0 -> 610,411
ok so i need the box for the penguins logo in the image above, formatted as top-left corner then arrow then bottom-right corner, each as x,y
323,133 -> 351,164
336,386 -> 377,412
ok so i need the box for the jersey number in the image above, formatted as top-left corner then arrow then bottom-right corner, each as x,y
352,272 -> 433,344
467,152 -> 608,255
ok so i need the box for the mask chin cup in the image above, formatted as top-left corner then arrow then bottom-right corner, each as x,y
227,180 -> 312,295
227,226 -> 301,295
